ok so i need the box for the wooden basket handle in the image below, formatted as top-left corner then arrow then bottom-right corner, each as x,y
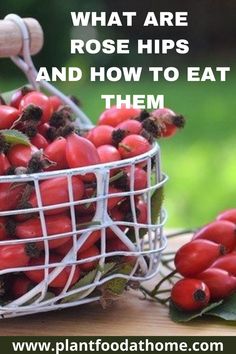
0,17 -> 43,58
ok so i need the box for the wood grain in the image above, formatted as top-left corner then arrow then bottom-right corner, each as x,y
0,18 -> 43,58
1,233 -> 236,336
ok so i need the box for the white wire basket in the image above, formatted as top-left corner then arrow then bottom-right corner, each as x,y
0,14 -> 168,318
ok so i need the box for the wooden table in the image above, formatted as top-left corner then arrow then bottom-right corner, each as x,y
1,234 -> 236,336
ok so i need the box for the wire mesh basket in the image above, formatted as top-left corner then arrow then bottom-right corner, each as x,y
0,14 -> 168,318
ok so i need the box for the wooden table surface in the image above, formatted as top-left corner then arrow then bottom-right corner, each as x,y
1,234 -> 236,336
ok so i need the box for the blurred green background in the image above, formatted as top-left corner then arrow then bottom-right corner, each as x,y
0,0 -> 235,228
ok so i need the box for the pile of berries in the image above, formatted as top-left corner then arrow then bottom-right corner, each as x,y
171,209 -> 236,312
0,87 -> 185,301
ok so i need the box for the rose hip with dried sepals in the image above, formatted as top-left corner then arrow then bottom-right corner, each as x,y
7,144 -> 38,168
118,134 -> 151,159
86,125 -> 114,147
112,120 -> 142,145
19,92 -> 53,124
142,107 -> 185,138
0,243 -> 39,270
44,137 -> 68,171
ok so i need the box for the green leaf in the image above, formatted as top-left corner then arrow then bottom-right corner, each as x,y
169,300 -> 223,323
151,186 -> 164,224
61,262 -> 116,304
97,262 -> 117,275
100,262 -> 133,296
0,129 -> 30,146
206,294 -> 236,321
23,291 -> 55,306
1,89 -> 18,105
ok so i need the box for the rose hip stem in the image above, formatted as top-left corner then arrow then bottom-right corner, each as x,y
166,229 -> 197,238
150,270 -> 177,297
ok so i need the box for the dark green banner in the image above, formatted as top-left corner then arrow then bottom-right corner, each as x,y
0,336 -> 235,354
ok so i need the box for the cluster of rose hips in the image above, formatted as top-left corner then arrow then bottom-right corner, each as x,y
171,209 -> 236,312
0,87 -> 185,301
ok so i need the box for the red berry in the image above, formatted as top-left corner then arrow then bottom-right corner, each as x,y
0,182 -> 26,212
192,220 -> 236,253
28,176 -> 84,216
66,133 -> 100,181
211,253 -> 236,276
7,144 -> 38,168
55,230 -> 101,255
0,216 -> 8,241
118,134 -> 151,159
12,276 -> 33,298
76,186 -> 96,215
137,200 -> 148,224
38,123 -> 50,137
78,245 -> 100,272
10,87 -> 33,109
77,230 -> 101,254
19,92 -> 53,124
48,95 -> 63,112
150,108 -> 185,138
107,206 -> 126,240
174,239 -> 225,277
16,213 -> 72,249
106,238 -> 136,263
171,278 -> 210,311
98,105 -> 140,127
107,186 -> 126,210
0,105 -> 19,129
0,152 -> 10,175
151,108 -> 185,138
86,125 -> 114,147
116,119 -> 142,135
217,209 -> 236,224
97,145 -> 121,164
124,167 -> 147,191
0,243 -> 36,270
25,254 -> 80,288
196,268 -> 236,300
30,133 -> 49,150
44,137 -> 68,171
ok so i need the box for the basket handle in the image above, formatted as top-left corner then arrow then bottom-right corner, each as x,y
0,16 -> 43,58
1,14 -> 93,129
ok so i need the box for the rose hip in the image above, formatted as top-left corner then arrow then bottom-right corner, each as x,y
217,209 -> 236,224
192,220 -> 236,253
171,278 -> 210,311
196,268 -> 236,300
211,253 -> 236,276
174,239 -> 225,277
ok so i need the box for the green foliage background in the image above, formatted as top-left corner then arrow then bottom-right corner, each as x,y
0,0 -> 235,228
